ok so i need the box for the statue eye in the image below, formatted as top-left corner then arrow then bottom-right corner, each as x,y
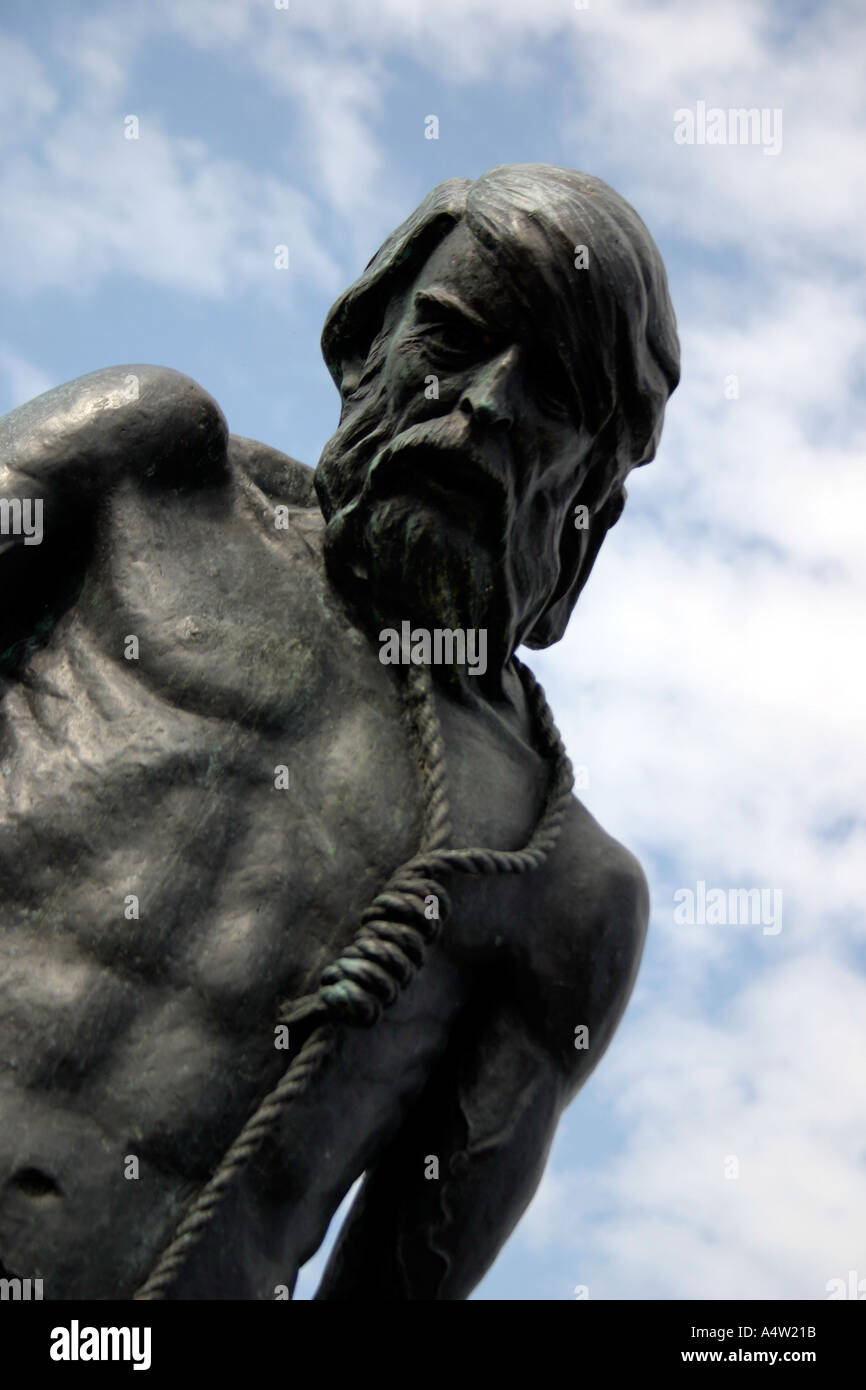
424,321 -> 476,355
422,317 -> 500,363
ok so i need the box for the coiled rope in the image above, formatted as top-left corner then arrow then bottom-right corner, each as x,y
133,654 -> 573,1300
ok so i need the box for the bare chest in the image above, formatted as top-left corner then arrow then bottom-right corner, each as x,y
0,484 -> 548,1119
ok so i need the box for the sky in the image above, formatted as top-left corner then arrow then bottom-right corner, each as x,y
1,0 -> 864,1301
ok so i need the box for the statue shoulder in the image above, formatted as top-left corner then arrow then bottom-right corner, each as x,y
526,795 -> 649,1097
227,434 -> 317,509
0,363 -> 317,508
0,364 -> 229,497
563,795 -> 649,938
0,367 -> 323,677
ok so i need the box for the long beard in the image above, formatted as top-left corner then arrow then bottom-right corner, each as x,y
315,395 -> 515,665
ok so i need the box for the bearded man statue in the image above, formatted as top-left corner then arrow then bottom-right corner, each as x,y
0,163 -> 679,1300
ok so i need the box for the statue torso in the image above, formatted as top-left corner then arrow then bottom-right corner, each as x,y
0,459 -> 557,1297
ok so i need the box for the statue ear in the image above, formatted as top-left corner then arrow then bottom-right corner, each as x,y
523,485 -> 626,650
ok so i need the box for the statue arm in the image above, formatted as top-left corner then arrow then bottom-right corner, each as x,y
313,838 -> 648,1301
313,999 -> 564,1300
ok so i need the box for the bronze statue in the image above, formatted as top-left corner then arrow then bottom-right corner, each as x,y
0,164 -> 679,1299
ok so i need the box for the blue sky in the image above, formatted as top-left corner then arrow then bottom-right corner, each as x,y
1,0 -> 864,1300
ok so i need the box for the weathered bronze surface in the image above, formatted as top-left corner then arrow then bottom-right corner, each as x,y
0,164 -> 679,1299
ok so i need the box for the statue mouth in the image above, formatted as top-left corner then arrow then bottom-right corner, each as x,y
368,444 -> 507,541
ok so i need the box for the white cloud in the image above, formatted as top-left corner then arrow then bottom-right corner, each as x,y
0,346 -> 54,409
0,23 -> 340,300
0,35 -> 58,148
563,0 -> 866,268
0,112 -> 339,298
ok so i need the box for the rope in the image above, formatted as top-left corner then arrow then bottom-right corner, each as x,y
133,654 -> 573,1300
132,1027 -> 335,1301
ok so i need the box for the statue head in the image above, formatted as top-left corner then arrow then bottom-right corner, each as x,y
314,163 -> 679,680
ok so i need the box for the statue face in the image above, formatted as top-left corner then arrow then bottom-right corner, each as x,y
316,220 -> 597,671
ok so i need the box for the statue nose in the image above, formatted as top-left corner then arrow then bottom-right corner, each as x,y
458,347 -> 518,429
